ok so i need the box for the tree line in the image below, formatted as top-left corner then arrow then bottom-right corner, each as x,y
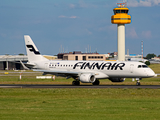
145,54 -> 160,59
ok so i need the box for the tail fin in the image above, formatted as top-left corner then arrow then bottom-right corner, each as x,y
24,35 -> 48,62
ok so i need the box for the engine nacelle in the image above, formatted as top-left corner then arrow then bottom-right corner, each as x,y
109,78 -> 125,82
79,74 -> 96,83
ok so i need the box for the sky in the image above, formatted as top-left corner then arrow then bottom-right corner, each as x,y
0,0 -> 160,56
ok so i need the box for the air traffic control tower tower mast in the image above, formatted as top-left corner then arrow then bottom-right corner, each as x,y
111,2 -> 131,61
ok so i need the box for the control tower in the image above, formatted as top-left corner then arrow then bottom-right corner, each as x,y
111,3 -> 131,61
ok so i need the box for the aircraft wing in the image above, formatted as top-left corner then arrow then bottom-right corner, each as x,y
20,60 -> 36,69
34,69 -> 109,79
34,69 -> 80,76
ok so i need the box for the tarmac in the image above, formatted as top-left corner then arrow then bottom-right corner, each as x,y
0,84 -> 160,89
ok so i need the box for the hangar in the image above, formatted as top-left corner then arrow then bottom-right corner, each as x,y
0,55 -> 28,70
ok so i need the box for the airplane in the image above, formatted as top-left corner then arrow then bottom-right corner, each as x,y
23,35 -> 157,86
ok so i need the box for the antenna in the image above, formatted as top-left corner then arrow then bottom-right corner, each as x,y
61,45 -> 62,53
88,45 -> 89,53
85,48 -> 87,53
141,41 -> 143,60
117,0 -> 127,7
125,0 -> 127,7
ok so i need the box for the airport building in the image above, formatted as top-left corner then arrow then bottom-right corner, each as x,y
57,51 -> 105,61
0,55 -> 28,70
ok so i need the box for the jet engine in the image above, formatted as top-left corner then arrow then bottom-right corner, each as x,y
109,78 -> 125,82
79,74 -> 96,83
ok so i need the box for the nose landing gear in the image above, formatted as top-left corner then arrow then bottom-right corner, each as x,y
136,78 -> 141,86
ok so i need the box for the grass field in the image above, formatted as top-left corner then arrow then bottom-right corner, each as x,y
0,64 -> 160,120
0,88 -> 160,120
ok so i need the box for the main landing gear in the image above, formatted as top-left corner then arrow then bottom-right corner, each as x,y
72,80 -> 80,86
136,81 -> 141,86
92,79 -> 100,85
72,79 -> 100,86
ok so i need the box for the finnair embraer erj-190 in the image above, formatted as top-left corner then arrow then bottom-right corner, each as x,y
23,35 -> 157,86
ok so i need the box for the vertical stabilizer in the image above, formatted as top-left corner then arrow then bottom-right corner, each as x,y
24,35 -> 48,62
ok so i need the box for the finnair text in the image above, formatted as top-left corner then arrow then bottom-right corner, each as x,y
73,62 -> 125,70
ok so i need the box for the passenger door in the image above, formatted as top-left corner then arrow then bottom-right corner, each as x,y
44,63 -> 48,70
130,64 -> 134,73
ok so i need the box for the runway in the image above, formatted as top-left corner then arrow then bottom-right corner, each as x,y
0,84 -> 160,89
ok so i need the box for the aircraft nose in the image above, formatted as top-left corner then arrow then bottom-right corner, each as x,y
147,69 -> 156,77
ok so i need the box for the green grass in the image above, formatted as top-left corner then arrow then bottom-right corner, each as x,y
0,75 -> 160,85
149,64 -> 160,73
0,88 -> 160,120
0,64 -> 160,120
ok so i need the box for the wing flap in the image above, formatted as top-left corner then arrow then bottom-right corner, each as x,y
34,69 -> 80,76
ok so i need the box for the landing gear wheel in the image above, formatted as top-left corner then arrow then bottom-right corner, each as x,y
136,78 -> 141,86
92,80 -> 100,85
136,81 -> 141,86
72,81 -> 80,86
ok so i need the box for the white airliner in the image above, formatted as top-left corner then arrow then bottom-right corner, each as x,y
24,35 -> 157,86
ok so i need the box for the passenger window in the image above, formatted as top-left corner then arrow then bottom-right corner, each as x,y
138,65 -> 141,68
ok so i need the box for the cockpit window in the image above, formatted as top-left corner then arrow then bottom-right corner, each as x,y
142,65 -> 148,68
138,65 -> 148,68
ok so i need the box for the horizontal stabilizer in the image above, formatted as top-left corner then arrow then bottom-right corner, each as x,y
20,60 -> 29,70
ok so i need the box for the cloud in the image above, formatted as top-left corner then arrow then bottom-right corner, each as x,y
58,15 -> 79,19
141,30 -> 151,39
85,29 -> 92,35
58,15 -> 66,18
69,16 -> 78,19
69,4 -> 76,9
98,25 -> 117,32
128,0 -> 160,7
68,0 -> 97,9
79,0 -> 88,8
153,0 -> 160,5
0,33 -> 7,38
126,27 -> 138,39
109,25 -> 117,31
